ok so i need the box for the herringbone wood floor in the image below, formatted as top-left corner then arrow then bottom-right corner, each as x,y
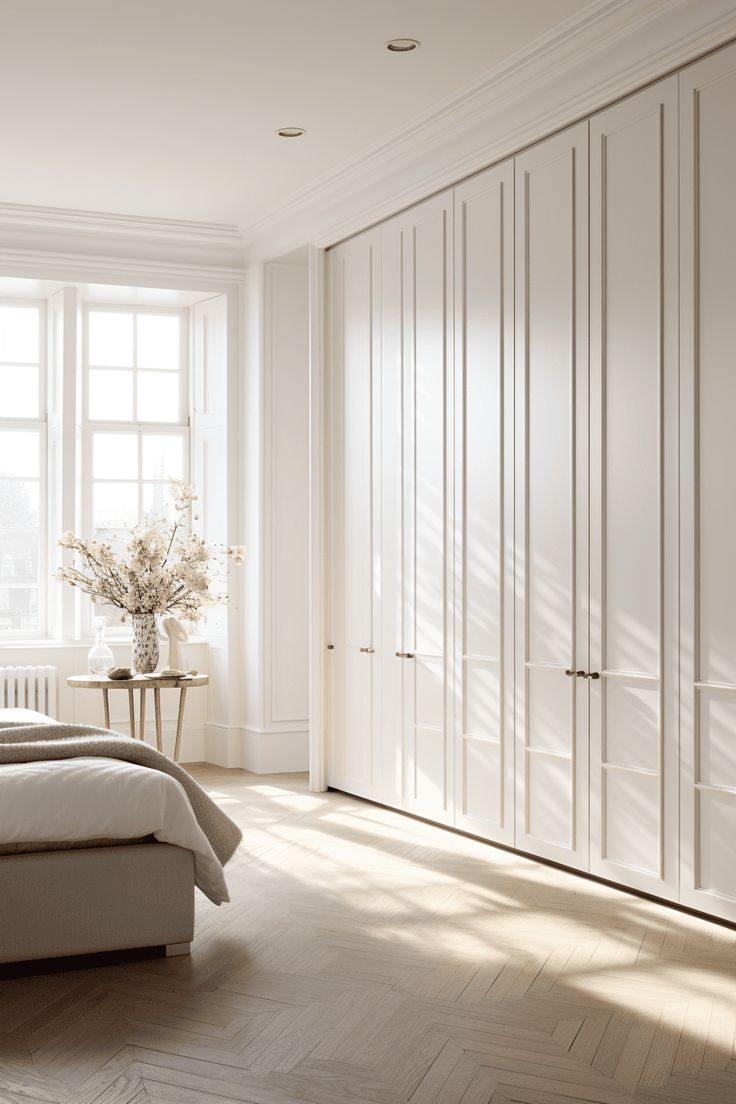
1,767 -> 735,1104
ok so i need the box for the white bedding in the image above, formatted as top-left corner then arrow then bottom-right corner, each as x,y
0,755 -> 229,904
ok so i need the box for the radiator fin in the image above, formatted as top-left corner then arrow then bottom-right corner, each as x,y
0,666 -> 58,718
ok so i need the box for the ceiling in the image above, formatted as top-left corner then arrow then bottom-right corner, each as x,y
0,0 -> 590,231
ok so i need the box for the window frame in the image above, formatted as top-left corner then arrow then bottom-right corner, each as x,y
81,304 -> 190,636
0,297 -> 48,639
83,302 -> 189,426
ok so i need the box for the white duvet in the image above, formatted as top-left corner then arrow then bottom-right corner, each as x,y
0,756 -> 229,904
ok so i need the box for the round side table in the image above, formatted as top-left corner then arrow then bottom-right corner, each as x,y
67,673 -> 208,763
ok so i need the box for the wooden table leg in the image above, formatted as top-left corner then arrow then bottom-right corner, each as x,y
139,688 -> 146,742
128,688 -> 136,739
154,688 -> 163,753
102,688 -> 110,729
173,687 -> 187,763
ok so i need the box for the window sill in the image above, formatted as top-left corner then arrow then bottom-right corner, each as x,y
0,637 -> 210,649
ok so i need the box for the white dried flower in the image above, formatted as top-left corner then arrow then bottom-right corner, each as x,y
55,480 -> 243,620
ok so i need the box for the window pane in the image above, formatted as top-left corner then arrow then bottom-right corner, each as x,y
142,435 -> 183,480
137,314 -> 179,371
0,305 -> 39,363
142,482 -> 178,522
88,368 -> 134,420
88,311 -> 133,367
0,471 -> 40,636
0,586 -> 39,635
138,371 -> 179,422
0,480 -> 39,527
0,431 -> 39,478
93,432 -> 138,481
0,531 -> 39,582
93,482 -> 138,530
0,365 -> 38,417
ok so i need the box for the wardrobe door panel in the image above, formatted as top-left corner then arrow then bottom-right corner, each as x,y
515,123 -> 589,869
327,231 -> 380,798
392,192 -> 453,825
376,221 -> 404,807
589,77 -> 679,898
453,161 -> 515,843
680,42 -> 736,922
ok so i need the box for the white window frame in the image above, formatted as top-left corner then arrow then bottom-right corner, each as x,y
82,304 -> 190,636
83,303 -> 189,426
0,298 -> 48,639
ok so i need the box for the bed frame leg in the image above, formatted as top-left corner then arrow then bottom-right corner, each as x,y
165,942 -> 191,957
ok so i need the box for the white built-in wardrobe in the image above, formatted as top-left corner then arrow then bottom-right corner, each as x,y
324,41 -> 736,924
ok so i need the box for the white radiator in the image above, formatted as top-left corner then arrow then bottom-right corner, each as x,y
0,665 -> 58,717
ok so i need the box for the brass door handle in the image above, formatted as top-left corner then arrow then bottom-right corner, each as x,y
565,669 -> 585,677
395,652 -> 414,659
586,671 -> 600,679
359,647 -> 375,654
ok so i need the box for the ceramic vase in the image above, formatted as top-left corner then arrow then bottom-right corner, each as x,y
132,614 -> 159,674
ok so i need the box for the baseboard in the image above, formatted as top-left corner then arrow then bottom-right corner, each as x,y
203,723 -> 309,772
241,726 -> 309,774
203,723 -> 243,768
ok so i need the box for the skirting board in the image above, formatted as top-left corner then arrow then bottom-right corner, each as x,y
204,723 -> 309,773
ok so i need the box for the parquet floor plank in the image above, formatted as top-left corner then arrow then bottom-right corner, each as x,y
1,767 -> 734,1103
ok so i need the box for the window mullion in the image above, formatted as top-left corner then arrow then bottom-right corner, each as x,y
138,429 -> 144,526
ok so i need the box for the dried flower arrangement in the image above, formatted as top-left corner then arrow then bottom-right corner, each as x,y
56,480 -> 244,672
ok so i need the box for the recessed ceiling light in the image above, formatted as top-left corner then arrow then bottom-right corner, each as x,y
386,38 -> 420,52
277,127 -> 305,138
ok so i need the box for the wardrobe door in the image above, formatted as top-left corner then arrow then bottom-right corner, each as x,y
514,123 -> 589,869
589,79 -> 679,899
327,230 -> 380,800
376,213 -> 405,807
680,43 -> 736,923
388,192 -> 454,825
453,162 -> 515,843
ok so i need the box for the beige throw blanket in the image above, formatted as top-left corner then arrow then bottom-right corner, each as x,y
0,717 -> 242,866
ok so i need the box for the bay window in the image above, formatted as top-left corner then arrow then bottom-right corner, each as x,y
0,289 -> 220,641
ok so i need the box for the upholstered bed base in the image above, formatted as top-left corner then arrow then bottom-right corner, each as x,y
0,842 -> 195,964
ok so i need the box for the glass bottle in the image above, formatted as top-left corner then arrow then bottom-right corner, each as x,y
88,617 -> 114,675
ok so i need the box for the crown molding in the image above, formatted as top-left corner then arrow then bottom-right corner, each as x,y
3,1 -> 735,268
240,0 -> 736,261
0,247 -> 245,289
0,202 -> 243,246
0,204 -> 247,273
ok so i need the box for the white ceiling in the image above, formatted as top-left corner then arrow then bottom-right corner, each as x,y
0,0 -> 590,230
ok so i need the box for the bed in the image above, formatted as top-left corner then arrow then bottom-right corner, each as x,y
0,710 -> 241,966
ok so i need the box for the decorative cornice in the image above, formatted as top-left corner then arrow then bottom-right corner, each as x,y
0,202 -> 242,246
3,1 -> 735,268
0,204 -> 248,275
239,0 -> 736,260
0,247 -> 245,287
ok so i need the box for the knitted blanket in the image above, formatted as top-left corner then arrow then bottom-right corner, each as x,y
0,715 -> 242,866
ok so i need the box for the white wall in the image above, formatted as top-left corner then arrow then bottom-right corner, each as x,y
0,641 -> 210,762
0,234 -> 311,775
0,252 -> 247,767
238,259 -> 310,773
267,264 -> 310,728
